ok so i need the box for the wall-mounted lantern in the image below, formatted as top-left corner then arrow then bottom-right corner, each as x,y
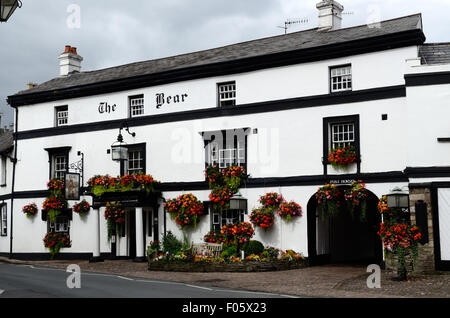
386,187 -> 409,209
0,0 -> 22,22
111,123 -> 136,162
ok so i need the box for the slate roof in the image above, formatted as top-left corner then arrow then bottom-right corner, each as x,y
419,43 -> 450,65
0,131 -> 14,154
14,14 -> 423,97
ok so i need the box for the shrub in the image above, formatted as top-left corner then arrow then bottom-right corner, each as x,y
242,240 -> 265,257
146,241 -> 161,258
221,245 -> 237,259
262,246 -> 280,259
162,231 -> 183,255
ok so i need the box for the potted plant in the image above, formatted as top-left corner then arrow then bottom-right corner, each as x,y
72,200 -> 91,217
22,203 -> 38,218
277,201 -> 303,223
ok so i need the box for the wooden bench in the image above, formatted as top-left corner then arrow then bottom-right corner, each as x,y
191,242 -> 223,258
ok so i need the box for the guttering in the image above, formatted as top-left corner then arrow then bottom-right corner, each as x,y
7,29 -> 425,107
9,107 -> 18,258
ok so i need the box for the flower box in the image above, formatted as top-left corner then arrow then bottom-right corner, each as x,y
148,259 -> 307,272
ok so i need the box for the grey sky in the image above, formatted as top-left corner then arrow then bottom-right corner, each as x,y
1,0 -> 449,127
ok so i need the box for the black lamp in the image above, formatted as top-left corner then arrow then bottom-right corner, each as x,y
0,0 -> 22,22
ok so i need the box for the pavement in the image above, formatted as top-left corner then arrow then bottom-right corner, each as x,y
1,257 -> 449,298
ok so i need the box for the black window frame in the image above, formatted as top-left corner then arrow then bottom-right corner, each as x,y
323,115 -> 360,175
329,64 -> 352,94
202,128 -> 249,174
45,147 -> 71,181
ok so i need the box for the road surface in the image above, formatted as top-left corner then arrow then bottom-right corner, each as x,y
0,262 -> 293,298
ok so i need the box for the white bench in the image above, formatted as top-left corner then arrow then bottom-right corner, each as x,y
191,242 -> 223,258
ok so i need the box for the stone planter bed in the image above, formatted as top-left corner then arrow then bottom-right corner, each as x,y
148,260 -> 308,272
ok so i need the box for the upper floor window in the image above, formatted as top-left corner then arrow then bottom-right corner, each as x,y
55,105 -> 68,127
218,82 -> 236,107
203,128 -> 248,169
330,122 -> 355,151
123,144 -> 146,175
45,147 -> 71,181
0,204 -> 6,236
48,215 -> 70,234
330,65 -> 352,93
129,95 -> 144,117
1,156 -> 6,186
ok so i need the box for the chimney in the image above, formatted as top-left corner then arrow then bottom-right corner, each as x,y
26,82 -> 38,90
58,45 -> 83,76
316,0 -> 344,31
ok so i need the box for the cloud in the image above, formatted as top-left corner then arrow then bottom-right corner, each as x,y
0,0 -> 449,126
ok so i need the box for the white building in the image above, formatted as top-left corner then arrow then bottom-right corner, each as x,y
1,1 -> 449,270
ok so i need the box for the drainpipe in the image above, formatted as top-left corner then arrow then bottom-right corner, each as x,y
9,106 -> 18,258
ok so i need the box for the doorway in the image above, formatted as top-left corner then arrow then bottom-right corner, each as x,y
307,186 -> 383,265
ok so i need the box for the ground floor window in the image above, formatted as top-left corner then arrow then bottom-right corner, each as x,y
0,204 -> 6,236
48,216 -> 70,234
210,208 -> 245,232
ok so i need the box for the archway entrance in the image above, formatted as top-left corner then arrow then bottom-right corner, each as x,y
307,186 -> 383,265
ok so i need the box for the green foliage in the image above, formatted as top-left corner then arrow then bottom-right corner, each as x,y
162,231 -> 183,255
221,245 -> 238,258
242,240 -> 265,257
262,246 -> 280,259
146,241 -> 161,258
47,209 -> 61,223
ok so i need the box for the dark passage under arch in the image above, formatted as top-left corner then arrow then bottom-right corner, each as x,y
307,186 -> 383,266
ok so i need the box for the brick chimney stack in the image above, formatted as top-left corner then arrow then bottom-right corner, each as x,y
58,45 -> 83,76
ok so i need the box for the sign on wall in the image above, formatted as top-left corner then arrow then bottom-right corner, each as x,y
64,172 -> 81,201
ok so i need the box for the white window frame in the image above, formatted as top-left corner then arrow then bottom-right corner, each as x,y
218,141 -> 245,169
330,65 -> 352,93
211,208 -> 245,232
130,96 -> 145,117
55,106 -> 68,127
330,122 -> 355,150
127,148 -> 144,175
1,156 -> 6,186
218,82 -> 236,107
0,204 -> 7,236
49,216 -> 69,233
52,154 -> 67,180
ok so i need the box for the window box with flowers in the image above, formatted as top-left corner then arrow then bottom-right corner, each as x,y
87,174 -> 159,198
328,145 -> 357,170
43,232 -> 71,260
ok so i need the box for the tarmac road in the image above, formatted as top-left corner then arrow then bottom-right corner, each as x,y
0,263 -> 293,298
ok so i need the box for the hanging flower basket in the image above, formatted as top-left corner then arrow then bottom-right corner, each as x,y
72,200 -> 91,217
205,165 -> 223,188
104,202 -> 126,241
22,203 -> 38,218
209,185 -> 234,212
316,184 -> 341,220
47,179 -> 64,196
258,192 -> 284,212
43,232 -> 71,259
164,193 -> 204,230
328,146 -> 357,169
250,208 -> 275,230
344,180 -> 370,222
43,196 -> 68,222
278,201 -> 303,223
222,166 -> 248,192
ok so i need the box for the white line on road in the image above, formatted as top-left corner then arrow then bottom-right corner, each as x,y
117,275 -> 134,281
0,289 -> 4,295
184,284 -> 213,291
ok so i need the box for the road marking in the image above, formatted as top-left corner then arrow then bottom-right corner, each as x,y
117,275 -> 134,281
0,289 -> 4,295
184,284 -> 213,291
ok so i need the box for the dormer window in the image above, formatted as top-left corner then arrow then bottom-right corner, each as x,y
218,82 -> 236,107
55,106 -> 68,127
330,65 -> 352,93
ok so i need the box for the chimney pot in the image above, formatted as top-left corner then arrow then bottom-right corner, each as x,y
59,45 -> 83,76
